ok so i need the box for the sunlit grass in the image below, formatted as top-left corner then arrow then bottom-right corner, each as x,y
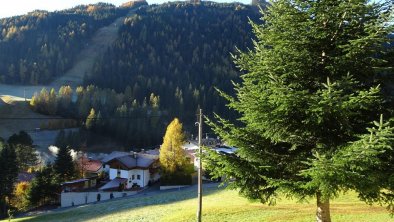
6,186 -> 392,222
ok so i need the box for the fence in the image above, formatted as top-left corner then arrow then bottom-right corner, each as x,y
61,191 -> 138,207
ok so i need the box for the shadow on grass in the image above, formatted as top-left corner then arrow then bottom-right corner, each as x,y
17,183 -> 224,222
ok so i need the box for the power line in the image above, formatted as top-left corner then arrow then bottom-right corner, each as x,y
0,113 -> 201,121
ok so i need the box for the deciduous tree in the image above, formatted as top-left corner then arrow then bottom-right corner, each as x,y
160,118 -> 188,173
160,118 -> 193,185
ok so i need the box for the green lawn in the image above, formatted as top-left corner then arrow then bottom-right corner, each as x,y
7,186 -> 393,222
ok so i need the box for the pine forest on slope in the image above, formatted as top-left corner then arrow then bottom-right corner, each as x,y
0,3 -> 134,85
29,2 -> 262,148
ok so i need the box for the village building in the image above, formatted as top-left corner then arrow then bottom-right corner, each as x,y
103,151 -> 160,189
183,139 -> 237,169
77,156 -> 103,177
61,176 -> 98,192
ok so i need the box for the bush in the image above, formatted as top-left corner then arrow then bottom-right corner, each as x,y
160,171 -> 192,186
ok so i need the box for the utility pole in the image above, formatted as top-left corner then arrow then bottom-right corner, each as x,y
196,109 -> 203,222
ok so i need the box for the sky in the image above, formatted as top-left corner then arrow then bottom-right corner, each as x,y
0,0 -> 251,18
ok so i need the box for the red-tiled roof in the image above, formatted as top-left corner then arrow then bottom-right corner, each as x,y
78,157 -> 103,173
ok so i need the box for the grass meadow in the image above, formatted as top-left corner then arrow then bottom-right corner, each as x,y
6,185 -> 392,222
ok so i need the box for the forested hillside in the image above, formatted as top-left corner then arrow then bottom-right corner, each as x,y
0,3 -> 130,84
81,2 -> 261,146
87,2 -> 260,114
29,2 -> 262,147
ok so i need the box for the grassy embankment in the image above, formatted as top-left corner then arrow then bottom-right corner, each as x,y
7,185 -> 392,222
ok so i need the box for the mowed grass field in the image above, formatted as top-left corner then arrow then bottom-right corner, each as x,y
8,185 -> 392,222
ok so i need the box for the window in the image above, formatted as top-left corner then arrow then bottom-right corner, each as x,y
132,175 -> 135,180
137,175 -> 141,180
117,169 -> 121,177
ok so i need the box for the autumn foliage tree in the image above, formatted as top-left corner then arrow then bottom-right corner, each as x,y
10,182 -> 30,211
160,118 -> 193,185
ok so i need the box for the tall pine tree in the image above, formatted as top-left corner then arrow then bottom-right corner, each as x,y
54,146 -> 75,182
205,1 -> 394,222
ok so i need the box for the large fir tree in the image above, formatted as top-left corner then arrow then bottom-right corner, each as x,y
205,1 -> 394,221
54,146 -> 75,181
27,164 -> 60,206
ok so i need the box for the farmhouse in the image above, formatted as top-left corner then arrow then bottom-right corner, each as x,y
103,152 -> 160,189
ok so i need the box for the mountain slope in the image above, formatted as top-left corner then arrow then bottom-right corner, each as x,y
0,3 -> 132,85
11,185 -> 390,222
1,1 -> 262,148
0,7 -> 137,100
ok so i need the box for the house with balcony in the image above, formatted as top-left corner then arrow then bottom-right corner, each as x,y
102,152 -> 160,189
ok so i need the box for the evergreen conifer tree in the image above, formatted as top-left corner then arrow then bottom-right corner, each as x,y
0,141 -> 18,218
54,146 -> 75,181
205,1 -> 394,221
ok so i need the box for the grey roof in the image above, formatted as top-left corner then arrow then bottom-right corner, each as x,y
101,151 -> 130,163
117,155 -> 137,168
99,178 -> 127,191
114,153 -> 158,169
62,178 -> 89,185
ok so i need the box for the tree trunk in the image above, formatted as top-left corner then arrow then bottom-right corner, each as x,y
316,192 -> 331,222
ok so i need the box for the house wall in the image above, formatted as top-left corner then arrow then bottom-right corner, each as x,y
144,169 -> 150,186
109,168 -> 129,180
109,168 -> 150,188
126,169 -> 148,188
104,164 -> 110,173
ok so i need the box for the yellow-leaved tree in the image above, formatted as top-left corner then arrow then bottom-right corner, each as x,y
160,118 -> 193,185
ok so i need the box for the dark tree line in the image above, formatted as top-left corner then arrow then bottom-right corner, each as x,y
0,3 -> 131,84
31,85 -> 166,147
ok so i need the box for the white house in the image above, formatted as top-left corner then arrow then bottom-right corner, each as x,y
103,152 -> 160,189
183,140 -> 238,169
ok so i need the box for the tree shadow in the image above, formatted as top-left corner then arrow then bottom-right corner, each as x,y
18,183 -> 224,222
